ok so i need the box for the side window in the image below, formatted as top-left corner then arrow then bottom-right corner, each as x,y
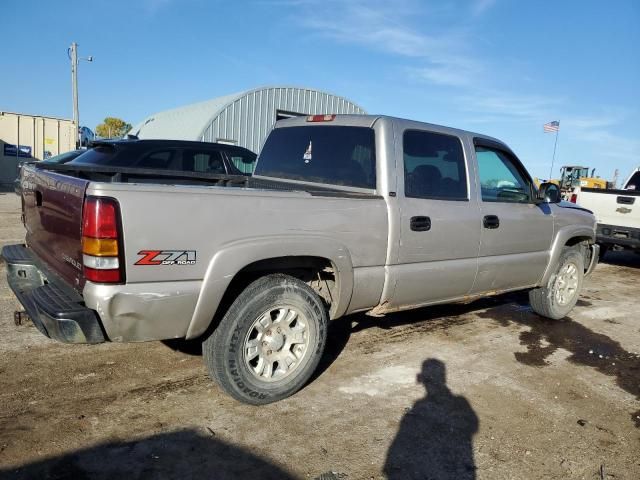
228,151 -> 257,174
475,147 -> 531,203
136,150 -> 174,169
183,150 -> 225,174
403,130 -> 467,200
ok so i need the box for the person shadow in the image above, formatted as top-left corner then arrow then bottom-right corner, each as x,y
384,359 -> 478,480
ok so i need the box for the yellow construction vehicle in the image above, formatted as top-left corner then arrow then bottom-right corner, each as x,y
535,166 -> 606,198
558,166 -> 607,195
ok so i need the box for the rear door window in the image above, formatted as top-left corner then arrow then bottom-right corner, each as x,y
255,126 -> 376,189
182,149 -> 225,174
136,150 -> 175,169
403,130 -> 467,200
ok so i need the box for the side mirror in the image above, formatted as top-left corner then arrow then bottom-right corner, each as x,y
537,182 -> 561,203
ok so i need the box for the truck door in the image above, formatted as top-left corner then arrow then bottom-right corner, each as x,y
388,128 -> 482,308
470,139 -> 554,293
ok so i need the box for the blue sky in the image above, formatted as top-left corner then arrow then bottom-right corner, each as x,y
1,0 -> 638,180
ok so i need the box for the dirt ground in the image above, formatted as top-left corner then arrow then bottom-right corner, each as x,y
0,192 -> 638,480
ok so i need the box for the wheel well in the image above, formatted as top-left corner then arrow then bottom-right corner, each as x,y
215,256 -> 337,322
565,236 -> 591,247
564,236 -> 592,270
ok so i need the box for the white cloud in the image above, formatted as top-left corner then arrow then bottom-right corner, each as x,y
143,0 -> 172,14
455,91 -> 564,121
471,0 -> 497,16
279,0 -> 636,170
289,0 -> 476,88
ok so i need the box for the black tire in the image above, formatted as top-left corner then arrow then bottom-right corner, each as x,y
529,247 -> 585,320
203,274 -> 328,405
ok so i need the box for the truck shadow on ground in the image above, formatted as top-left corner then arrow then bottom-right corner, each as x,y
384,358 -> 478,480
476,293 -> 640,428
600,250 -> 640,269
163,288 -> 639,428
318,291 -> 639,429
0,429 -> 297,480
314,298 -> 501,382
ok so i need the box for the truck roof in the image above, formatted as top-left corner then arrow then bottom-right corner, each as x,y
274,114 -> 511,151
90,138 -> 256,154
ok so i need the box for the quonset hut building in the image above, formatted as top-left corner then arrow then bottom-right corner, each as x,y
130,86 -> 366,171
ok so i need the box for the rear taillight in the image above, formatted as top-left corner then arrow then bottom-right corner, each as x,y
570,194 -> 577,203
82,197 -> 124,283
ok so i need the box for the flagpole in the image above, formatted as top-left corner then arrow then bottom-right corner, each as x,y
549,126 -> 559,179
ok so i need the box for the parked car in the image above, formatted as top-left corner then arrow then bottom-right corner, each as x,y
570,167 -> 639,256
3,114 -> 598,405
68,138 -> 256,177
79,126 -> 95,147
14,149 -> 86,195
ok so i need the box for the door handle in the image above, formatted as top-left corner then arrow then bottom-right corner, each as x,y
617,196 -> 635,205
483,215 -> 499,229
410,216 -> 431,232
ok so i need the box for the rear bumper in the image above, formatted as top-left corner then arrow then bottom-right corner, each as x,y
1,244 -> 105,344
596,223 -> 640,251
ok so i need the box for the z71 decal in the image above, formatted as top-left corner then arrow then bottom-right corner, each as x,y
136,250 -> 196,266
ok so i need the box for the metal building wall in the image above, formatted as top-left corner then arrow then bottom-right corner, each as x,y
0,112 -> 76,189
200,87 -> 365,154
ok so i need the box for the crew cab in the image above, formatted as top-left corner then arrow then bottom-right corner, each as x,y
2,115 -> 598,404
570,167 -> 639,256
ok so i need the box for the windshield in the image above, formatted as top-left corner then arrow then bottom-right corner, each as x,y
43,150 -> 84,164
255,126 -> 376,189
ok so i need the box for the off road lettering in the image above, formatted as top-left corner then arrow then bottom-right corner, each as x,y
135,250 -> 196,266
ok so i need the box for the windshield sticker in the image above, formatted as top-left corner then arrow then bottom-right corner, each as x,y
303,141 -> 312,163
136,250 -> 196,266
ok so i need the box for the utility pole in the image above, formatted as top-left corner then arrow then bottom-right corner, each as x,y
548,128 -> 559,179
68,42 -> 93,148
70,42 -> 80,148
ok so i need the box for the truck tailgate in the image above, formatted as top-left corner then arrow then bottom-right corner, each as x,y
22,165 -> 89,290
579,188 -> 640,229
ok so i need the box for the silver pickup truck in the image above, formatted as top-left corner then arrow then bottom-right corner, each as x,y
3,114 -> 598,404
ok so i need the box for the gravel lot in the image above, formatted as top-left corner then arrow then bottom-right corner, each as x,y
0,192 -> 638,479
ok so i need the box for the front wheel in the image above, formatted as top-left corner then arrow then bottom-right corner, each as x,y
203,274 -> 328,404
529,247 -> 585,320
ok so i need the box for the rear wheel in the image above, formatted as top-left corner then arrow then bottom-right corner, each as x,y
529,246 -> 584,320
203,274 -> 328,404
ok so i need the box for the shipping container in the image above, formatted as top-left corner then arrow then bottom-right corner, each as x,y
0,111 -> 76,189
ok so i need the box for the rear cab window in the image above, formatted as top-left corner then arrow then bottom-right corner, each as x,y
254,126 -> 376,189
403,130 -> 468,200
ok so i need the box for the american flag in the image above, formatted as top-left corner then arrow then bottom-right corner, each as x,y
544,120 -> 560,133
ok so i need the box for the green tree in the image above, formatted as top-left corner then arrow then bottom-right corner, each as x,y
95,117 -> 132,138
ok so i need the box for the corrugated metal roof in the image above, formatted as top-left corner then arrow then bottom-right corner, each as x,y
129,91 -> 242,141
129,86 -> 366,153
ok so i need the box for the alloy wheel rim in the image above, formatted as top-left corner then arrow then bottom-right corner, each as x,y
243,306 -> 310,382
553,262 -> 579,306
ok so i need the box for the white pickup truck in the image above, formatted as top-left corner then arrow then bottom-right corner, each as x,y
571,168 -> 640,256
